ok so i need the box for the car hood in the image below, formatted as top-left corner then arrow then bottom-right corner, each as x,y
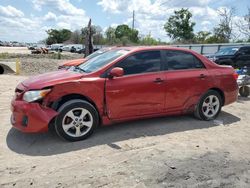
206,54 -> 234,59
60,58 -> 86,67
22,70 -> 83,90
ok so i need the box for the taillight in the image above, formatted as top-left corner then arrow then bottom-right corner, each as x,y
233,72 -> 238,80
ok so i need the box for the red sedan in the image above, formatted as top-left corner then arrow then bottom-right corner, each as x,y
11,46 -> 238,141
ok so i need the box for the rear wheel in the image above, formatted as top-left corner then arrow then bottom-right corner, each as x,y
55,99 -> 99,141
194,90 -> 222,120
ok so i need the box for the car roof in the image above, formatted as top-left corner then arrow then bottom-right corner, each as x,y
112,46 -> 195,53
240,46 -> 250,48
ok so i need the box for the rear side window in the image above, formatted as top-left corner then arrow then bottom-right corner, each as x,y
116,51 -> 161,75
164,50 -> 205,70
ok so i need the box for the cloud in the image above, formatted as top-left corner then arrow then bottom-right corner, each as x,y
0,5 -> 46,42
32,0 -> 85,16
44,12 -> 57,21
0,14 -> 46,42
0,1 -> 90,42
0,5 -> 24,17
33,0 -> 89,31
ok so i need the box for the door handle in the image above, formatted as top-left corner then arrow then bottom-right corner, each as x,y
153,78 -> 164,83
199,74 -> 207,79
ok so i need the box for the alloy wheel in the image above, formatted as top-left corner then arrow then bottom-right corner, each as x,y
62,108 -> 93,137
202,95 -> 220,118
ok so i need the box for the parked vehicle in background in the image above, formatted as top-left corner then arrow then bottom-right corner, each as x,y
206,46 -> 250,69
28,44 -> 46,50
48,44 -> 64,52
58,47 -> 116,69
61,45 -> 71,52
61,44 -> 84,53
11,46 -> 238,141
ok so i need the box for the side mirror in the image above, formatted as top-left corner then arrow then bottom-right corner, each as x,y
109,67 -> 124,78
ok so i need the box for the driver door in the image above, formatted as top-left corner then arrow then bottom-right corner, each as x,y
105,50 -> 166,119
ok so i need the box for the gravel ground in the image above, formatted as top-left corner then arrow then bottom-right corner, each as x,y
1,53 -> 83,75
0,75 -> 250,188
0,47 -> 84,75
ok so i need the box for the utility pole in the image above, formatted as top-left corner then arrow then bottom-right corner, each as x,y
132,10 -> 135,29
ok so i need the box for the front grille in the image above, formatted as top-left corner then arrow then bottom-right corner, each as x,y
15,88 -> 23,93
14,87 -> 24,100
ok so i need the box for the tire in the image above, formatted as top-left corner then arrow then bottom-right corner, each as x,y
55,99 -> 99,141
0,66 -> 4,74
239,86 -> 250,97
194,90 -> 222,121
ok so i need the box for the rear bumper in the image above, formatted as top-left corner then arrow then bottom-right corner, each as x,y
11,99 -> 58,133
224,88 -> 238,105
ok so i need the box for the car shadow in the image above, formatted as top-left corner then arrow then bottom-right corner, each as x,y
6,111 -> 240,156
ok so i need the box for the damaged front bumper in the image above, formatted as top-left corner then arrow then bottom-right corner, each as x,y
11,99 -> 58,133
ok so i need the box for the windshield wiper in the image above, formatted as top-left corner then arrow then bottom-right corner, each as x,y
74,66 -> 86,73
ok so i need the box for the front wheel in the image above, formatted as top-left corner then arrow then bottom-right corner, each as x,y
194,90 -> 222,121
55,99 -> 99,141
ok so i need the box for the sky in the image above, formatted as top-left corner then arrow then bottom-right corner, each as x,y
0,0 -> 249,43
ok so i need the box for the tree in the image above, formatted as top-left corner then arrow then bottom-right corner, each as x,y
82,25 -> 104,45
93,26 -> 105,45
115,24 -> 139,43
140,34 -> 160,45
46,29 -> 72,45
105,27 -> 116,44
195,31 -> 211,43
236,8 -> 250,41
70,30 -> 82,44
212,8 -> 235,43
164,8 -> 195,43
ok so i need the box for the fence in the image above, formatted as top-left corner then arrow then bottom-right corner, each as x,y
172,43 -> 250,55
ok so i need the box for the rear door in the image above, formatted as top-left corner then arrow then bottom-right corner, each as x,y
162,50 -> 212,112
105,50 -> 166,119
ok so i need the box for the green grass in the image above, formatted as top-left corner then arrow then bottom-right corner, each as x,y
0,52 -> 9,59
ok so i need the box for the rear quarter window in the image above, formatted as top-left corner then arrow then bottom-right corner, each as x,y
164,50 -> 205,70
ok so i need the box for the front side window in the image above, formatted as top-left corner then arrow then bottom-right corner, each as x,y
165,50 -> 204,70
116,51 -> 161,75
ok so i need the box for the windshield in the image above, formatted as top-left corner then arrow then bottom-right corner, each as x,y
216,47 -> 239,55
78,49 -> 129,73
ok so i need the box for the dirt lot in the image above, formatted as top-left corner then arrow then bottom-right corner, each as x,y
0,47 -> 84,75
0,74 -> 250,188
0,47 -> 31,54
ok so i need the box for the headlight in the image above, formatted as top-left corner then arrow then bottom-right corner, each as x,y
23,89 -> 51,102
